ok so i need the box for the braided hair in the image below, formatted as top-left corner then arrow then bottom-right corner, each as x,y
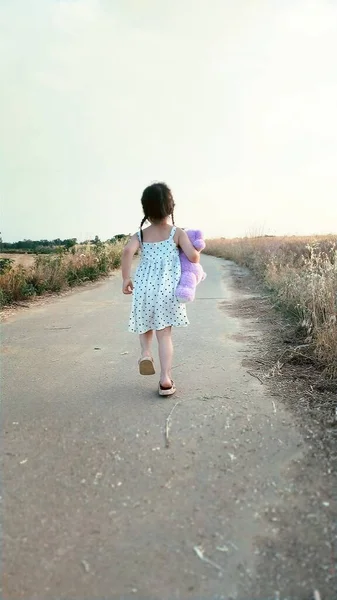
139,182 -> 175,243
139,215 -> 147,242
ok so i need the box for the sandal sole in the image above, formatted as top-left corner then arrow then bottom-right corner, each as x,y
139,359 -> 155,376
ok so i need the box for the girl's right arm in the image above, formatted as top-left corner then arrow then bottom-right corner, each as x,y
121,233 -> 140,294
176,228 -> 200,263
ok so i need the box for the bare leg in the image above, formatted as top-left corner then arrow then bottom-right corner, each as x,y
139,330 -> 154,359
156,327 -> 173,388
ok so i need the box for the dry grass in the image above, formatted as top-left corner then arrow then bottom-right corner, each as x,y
0,242 -> 124,307
205,235 -> 337,377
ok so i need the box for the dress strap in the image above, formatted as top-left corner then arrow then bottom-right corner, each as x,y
169,226 -> 177,239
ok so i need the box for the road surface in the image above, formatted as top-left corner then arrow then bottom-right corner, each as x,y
1,255 -> 326,599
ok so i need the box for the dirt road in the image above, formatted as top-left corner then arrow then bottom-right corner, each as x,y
2,255 -> 335,599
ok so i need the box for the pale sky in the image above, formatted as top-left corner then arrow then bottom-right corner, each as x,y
1,0 -> 337,242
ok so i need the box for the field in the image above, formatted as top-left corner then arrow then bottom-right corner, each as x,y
0,253 -> 36,267
0,243 -> 125,307
205,235 -> 337,378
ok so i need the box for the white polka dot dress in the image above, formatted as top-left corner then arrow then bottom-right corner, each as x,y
128,226 -> 190,334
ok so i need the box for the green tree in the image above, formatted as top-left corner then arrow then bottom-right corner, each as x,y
63,238 -> 77,250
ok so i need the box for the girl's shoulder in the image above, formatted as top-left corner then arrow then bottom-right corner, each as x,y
173,226 -> 185,241
124,232 -> 141,251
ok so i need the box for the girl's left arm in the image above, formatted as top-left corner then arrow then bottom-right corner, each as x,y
121,234 -> 140,294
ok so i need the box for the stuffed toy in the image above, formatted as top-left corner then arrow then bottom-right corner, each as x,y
176,229 -> 207,303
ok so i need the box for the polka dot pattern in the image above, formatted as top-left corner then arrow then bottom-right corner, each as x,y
128,226 -> 190,334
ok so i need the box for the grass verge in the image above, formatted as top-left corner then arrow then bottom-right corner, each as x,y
205,235 -> 337,378
0,242 -> 124,307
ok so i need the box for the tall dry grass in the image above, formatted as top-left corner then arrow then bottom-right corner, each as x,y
205,235 -> 337,377
0,242 -> 124,307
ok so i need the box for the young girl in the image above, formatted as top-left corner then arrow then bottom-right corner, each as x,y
121,182 -> 200,396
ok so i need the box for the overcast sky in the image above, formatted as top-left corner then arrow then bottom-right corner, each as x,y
1,0 -> 337,242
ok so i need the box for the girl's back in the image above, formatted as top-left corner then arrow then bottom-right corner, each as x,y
141,223 -> 177,244
131,224 -> 185,333
138,224 -> 179,265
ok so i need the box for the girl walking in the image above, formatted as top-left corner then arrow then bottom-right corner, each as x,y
121,182 -> 200,396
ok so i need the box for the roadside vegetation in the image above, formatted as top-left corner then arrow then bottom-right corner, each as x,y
205,235 -> 337,378
0,235 -> 128,307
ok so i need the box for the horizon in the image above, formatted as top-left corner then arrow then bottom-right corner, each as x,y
2,229 -> 337,246
1,0 -> 337,242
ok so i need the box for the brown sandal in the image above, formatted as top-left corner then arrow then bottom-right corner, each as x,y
158,380 -> 176,397
138,357 -> 155,376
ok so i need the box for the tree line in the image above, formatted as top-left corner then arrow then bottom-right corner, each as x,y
2,238 -> 77,251
1,234 -> 130,253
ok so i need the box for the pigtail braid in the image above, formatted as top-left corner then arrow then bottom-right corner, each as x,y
139,216 -> 147,243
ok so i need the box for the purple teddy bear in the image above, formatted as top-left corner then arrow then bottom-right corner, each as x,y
176,229 -> 207,303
